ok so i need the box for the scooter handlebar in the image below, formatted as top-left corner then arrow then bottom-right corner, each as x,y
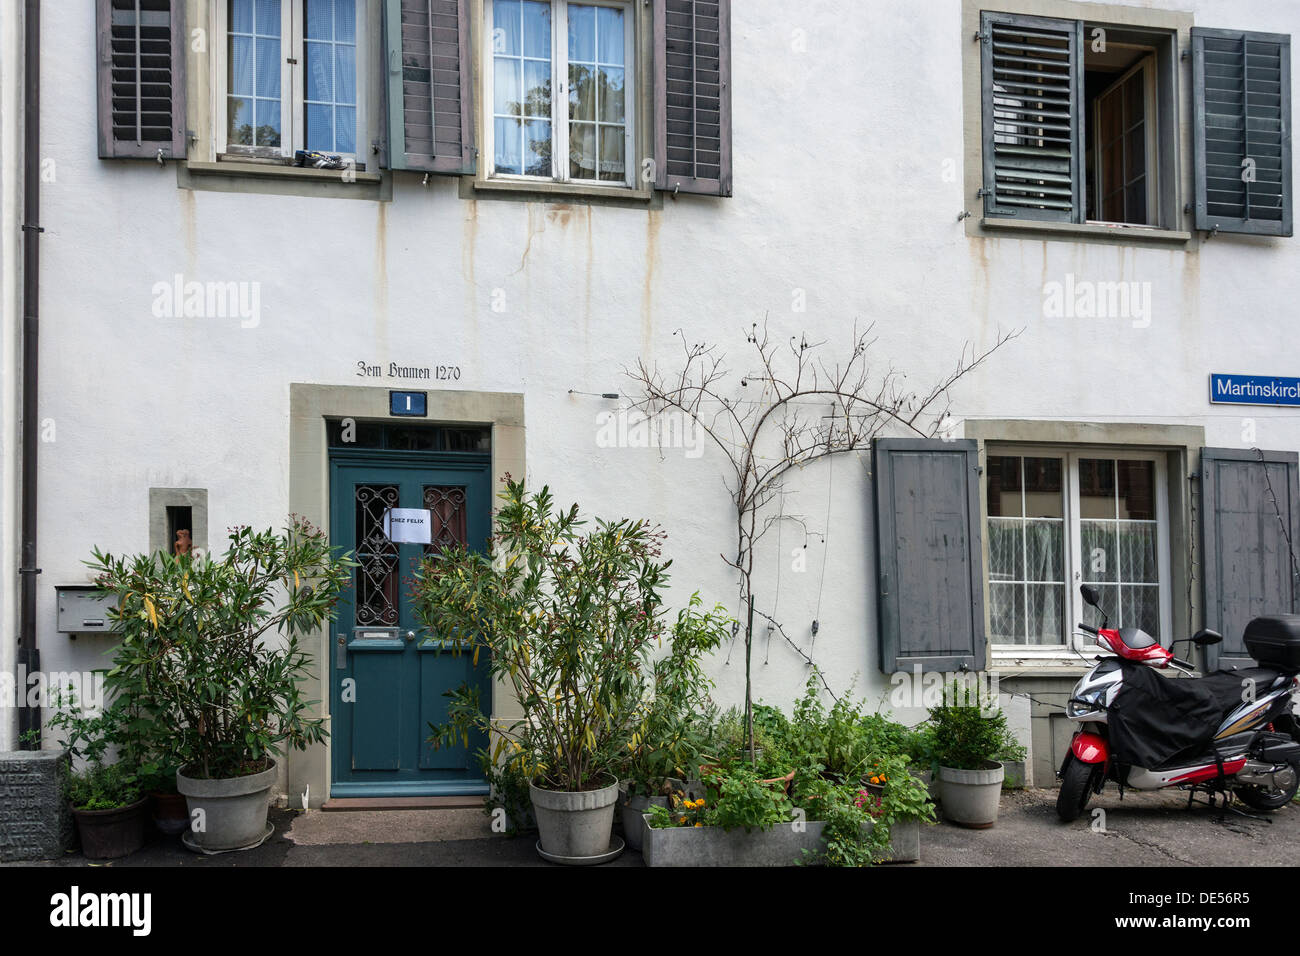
1078,622 -> 1099,635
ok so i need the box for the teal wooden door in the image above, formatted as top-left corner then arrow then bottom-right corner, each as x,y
329,452 -> 492,797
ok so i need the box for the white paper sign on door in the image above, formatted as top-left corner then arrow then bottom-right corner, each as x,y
383,508 -> 433,544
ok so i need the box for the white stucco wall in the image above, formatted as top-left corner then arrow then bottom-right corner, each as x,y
22,0 -> 1300,750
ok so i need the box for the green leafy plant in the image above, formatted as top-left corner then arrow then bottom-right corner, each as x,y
46,685 -> 145,811
87,517 -> 354,780
413,480 -> 670,792
479,747 -> 535,835
927,681 -> 1015,771
645,766 -> 792,833
620,595 -> 729,796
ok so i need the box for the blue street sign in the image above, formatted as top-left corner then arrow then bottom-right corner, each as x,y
1209,374 -> 1300,407
390,391 -> 428,416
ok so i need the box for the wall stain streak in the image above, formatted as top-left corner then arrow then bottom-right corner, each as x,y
583,205 -> 593,362
463,198 -> 479,336
511,204 -> 545,276
642,209 -> 661,356
374,202 -> 389,349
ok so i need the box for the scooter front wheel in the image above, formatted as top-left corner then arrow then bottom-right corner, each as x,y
1057,754 -> 1101,822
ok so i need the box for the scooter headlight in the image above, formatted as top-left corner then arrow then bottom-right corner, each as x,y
1067,692 -> 1106,719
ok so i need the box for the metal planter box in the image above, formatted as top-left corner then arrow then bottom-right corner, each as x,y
642,818 -> 920,867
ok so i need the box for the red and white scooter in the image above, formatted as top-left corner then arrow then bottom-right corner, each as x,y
1057,584 -> 1300,821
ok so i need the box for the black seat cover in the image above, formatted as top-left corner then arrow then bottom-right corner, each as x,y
1194,668 -> 1285,717
1107,661 -> 1229,768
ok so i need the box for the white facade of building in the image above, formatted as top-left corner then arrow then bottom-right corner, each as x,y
5,0 -> 1298,798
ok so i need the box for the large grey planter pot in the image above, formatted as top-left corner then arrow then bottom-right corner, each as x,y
878,819 -> 921,863
938,761 -> 1004,828
619,792 -> 669,852
176,760 -> 276,852
529,777 -> 620,862
1001,759 -> 1027,790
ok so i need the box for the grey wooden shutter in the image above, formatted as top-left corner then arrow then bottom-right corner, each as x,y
874,439 -> 986,674
979,12 -> 1083,222
383,0 -> 475,174
1200,448 -> 1300,669
96,0 -> 186,160
653,0 -> 732,196
1192,28 -> 1292,237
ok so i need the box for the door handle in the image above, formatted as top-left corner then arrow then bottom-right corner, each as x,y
336,635 -> 347,669
405,630 -> 416,642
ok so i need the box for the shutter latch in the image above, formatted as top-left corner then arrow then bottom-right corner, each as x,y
974,28 -> 990,43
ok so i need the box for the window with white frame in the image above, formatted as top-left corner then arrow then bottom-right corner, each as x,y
986,448 -> 1170,654
486,0 -> 634,186
219,0 -> 365,160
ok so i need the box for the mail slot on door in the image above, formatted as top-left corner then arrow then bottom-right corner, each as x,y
55,586 -> 119,634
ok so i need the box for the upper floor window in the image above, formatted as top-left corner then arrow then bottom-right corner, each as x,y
485,0 -> 634,187
219,0 -> 366,161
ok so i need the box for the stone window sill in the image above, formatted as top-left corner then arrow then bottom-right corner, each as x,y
471,175 -> 654,206
188,159 -> 381,184
975,217 -> 1192,247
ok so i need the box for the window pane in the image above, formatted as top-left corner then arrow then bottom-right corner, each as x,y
1079,458 -> 1116,518
1080,520 -> 1118,583
494,58 -> 521,115
569,64 -> 595,121
520,0 -> 551,57
305,0 -> 332,39
568,4 -> 595,62
229,36 -> 254,96
1117,460 -> 1154,520
335,106 -> 356,153
598,124 -> 624,182
255,36 -> 280,97
336,0 -> 356,41
1026,584 -> 1064,644
522,59 -> 550,117
336,44 -> 356,105
255,97 -> 282,145
599,67 -> 625,123
231,0 -> 254,33
1023,456 -> 1063,518
986,456 -> 1021,517
228,97 -> 254,144
255,0 -> 280,35
1117,521 -> 1158,584
494,0 -> 521,55
1082,584 -> 1119,630
305,103 -> 333,150
306,42 -> 334,101
1025,520 -> 1062,583
524,119 -> 552,176
569,122 -> 596,179
988,518 -> 1023,581
494,117 -> 522,174
990,583 -> 1025,643
597,5 -> 624,63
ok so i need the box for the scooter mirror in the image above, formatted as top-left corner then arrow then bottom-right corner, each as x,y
1080,584 -> 1101,608
1192,628 -> 1223,646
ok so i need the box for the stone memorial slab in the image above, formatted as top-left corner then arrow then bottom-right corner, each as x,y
0,750 -> 72,862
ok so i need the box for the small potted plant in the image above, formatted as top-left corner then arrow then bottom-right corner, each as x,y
928,681 -> 1011,828
414,481 -> 670,864
88,517 -> 354,853
47,688 -> 148,860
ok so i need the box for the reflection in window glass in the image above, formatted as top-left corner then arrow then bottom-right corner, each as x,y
228,0 -> 283,147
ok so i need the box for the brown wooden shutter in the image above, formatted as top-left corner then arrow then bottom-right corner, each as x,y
383,0 -> 475,174
653,0 -> 732,196
96,0 -> 186,160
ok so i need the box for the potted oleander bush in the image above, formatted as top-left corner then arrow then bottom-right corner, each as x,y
87,517 -> 353,853
928,681 -> 1013,828
413,480 -> 671,864
617,594 -> 727,850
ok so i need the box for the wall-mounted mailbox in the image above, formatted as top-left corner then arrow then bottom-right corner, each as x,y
55,586 -> 118,634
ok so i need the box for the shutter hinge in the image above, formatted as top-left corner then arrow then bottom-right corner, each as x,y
974,29 -> 990,43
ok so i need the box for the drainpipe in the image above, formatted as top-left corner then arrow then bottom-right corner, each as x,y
17,0 -> 40,749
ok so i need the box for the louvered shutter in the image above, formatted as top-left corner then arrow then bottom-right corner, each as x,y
96,0 -> 186,159
1201,448 -> 1300,670
874,439 -> 987,673
653,0 -> 732,196
383,0 -> 475,174
1192,28 -> 1293,237
979,12 -> 1083,222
